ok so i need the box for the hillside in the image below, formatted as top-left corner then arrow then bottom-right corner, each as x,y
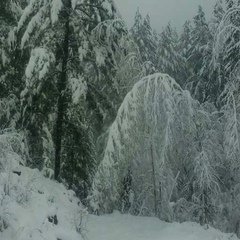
0,154 -> 86,240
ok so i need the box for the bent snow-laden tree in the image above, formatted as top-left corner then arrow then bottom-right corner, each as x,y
90,73 -> 220,223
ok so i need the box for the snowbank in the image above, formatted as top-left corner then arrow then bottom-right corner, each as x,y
87,211 -> 239,240
0,153 -> 86,240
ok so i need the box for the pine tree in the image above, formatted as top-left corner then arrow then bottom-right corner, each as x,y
157,23 -> 185,86
189,6 -> 210,76
0,0 -> 26,27
178,21 -> 193,87
214,0 -> 240,81
211,0 -> 225,32
131,9 -> 158,66
211,0 -> 240,233
187,6 -> 213,102
0,0 -> 24,97
0,0 -> 29,133
203,0 -> 226,106
180,21 -> 192,60
212,0 -> 240,107
15,0 -> 128,193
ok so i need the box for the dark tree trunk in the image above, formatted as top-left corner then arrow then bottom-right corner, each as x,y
54,2 -> 71,181
150,141 -> 157,217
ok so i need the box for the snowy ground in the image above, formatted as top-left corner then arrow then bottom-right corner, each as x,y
0,153 -> 86,240
87,212 -> 239,240
0,154 -> 239,240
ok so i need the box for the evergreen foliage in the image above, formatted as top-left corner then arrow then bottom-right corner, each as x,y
131,9 -> 158,66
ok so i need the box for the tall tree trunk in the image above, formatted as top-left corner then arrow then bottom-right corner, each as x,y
150,140 -> 157,217
54,2 -> 71,180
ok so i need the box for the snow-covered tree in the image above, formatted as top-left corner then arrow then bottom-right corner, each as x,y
178,21 -> 193,88
210,0 -> 225,33
157,23 -> 185,86
15,0 -> 128,194
187,6 -> 213,102
0,0 -> 29,99
89,73 -> 220,223
0,0 -> 26,27
214,1 -> 240,80
211,82 -> 240,234
114,40 -> 157,101
180,21 -> 193,60
211,1 -> 240,234
189,104 -> 221,225
131,9 -> 158,66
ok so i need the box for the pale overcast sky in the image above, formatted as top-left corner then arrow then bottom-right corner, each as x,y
114,0 -> 217,31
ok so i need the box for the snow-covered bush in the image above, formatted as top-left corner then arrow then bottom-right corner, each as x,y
0,195 -> 13,232
0,131 -> 28,233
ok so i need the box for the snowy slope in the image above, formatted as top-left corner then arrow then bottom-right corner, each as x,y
0,154 -> 86,240
87,211 -> 239,240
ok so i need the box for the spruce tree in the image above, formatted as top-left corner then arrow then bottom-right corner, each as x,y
15,0 -> 128,196
187,6 -> 213,102
179,21 -> 193,87
157,23 -> 185,86
0,0 -> 29,133
131,9 -> 158,66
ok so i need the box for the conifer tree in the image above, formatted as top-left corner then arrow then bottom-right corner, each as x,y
214,0 -> 240,80
0,0 -> 29,133
0,0 -> 24,97
187,6 -> 213,102
211,0 -> 225,32
157,23 -> 185,86
15,0 -> 128,193
131,9 -> 158,66
178,21 -> 193,87
213,0 -> 240,104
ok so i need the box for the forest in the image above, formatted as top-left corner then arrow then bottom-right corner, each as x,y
1,0 -> 240,238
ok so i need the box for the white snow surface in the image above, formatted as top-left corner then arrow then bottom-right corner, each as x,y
0,156 -> 85,240
0,155 -> 239,240
87,211 -> 239,240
